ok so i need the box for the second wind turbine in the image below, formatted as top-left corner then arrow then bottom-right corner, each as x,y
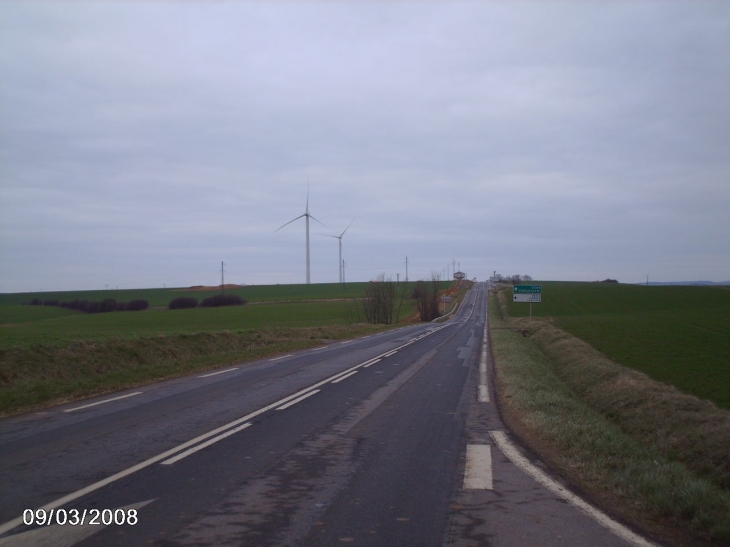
325,219 -> 354,285
275,189 -> 323,285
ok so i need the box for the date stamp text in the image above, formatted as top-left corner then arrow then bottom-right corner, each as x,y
23,508 -> 138,527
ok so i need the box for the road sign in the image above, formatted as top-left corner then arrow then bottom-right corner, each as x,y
513,294 -> 541,302
513,285 -> 542,303
513,285 -> 542,294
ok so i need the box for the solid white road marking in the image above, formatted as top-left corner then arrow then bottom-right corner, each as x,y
276,389 -> 320,410
478,307 -> 490,402
383,350 -> 398,357
331,370 -> 359,384
0,329 -> 443,536
0,499 -> 155,547
63,392 -> 143,413
463,444 -> 493,490
269,354 -> 293,361
490,431 -> 657,547
162,423 -> 253,465
198,368 -> 238,378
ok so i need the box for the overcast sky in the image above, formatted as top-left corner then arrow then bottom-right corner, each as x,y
1,1 -> 728,292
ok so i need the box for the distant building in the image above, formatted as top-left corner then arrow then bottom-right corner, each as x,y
453,271 -> 465,280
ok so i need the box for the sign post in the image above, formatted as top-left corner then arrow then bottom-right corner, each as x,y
513,285 -> 542,318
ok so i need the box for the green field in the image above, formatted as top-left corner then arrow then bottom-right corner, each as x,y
0,281 -> 458,415
0,282 -> 391,308
506,282 -> 730,409
0,281 -> 447,349
0,301 -> 370,349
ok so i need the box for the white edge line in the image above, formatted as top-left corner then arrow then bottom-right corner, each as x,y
489,431 -> 657,547
199,367 -> 238,378
276,389 -> 320,410
63,392 -> 143,413
363,358 -> 382,368
269,354 -> 293,361
478,385 -> 490,402
162,423 -> 252,465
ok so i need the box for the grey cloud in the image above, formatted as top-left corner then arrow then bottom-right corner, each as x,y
1,2 -> 728,291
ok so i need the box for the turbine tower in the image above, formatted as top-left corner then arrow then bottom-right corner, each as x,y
326,220 -> 354,284
275,187 -> 323,284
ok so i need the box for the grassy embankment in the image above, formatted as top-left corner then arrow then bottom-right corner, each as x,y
0,281 -> 453,415
490,282 -> 730,546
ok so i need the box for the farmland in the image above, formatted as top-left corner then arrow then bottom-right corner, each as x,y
0,282 -> 385,308
0,282 -> 439,349
493,282 -> 730,544
505,282 -> 730,410
0,281 -> 454,415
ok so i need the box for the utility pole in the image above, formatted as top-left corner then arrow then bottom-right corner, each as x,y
405,256 -> 409,283
220,261 -> 226,294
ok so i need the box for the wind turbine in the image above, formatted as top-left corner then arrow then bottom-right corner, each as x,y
275,188 -> 324,284
325,219 -> 354,284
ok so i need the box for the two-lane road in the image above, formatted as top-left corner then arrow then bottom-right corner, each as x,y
0,284 -> 658,546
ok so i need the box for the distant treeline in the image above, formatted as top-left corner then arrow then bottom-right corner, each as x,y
29,298 -> 149,313
168,294 -> 247,310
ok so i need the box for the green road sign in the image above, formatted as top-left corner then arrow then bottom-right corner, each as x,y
513,285 -> 542,294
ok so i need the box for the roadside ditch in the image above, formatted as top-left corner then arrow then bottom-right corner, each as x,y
489,286 -> 730,546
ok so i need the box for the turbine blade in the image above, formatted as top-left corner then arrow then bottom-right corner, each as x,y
340,218 -> 355,238
308,214 -> 326,228
275,214 -> 306,232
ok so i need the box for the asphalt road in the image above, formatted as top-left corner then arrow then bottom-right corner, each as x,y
0,283 -> 659,547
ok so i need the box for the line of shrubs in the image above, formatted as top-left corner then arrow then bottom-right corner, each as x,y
168,294 -> 247,310
29,298 -> 149,313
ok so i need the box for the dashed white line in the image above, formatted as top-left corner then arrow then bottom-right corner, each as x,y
331,370 -> 359,384
63,392 -> 143,413
161,423 -> 253,465
199,367 -> 239,378
0,327 -> 446,536
276,389 -> 320,410
463,444 -> 493,490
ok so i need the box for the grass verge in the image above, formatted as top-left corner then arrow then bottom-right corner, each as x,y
490,287 -> 730,546
0,323 -> 396,417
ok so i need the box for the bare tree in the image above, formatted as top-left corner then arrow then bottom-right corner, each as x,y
362,274 -> 396,324
413,273 -> 441,321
